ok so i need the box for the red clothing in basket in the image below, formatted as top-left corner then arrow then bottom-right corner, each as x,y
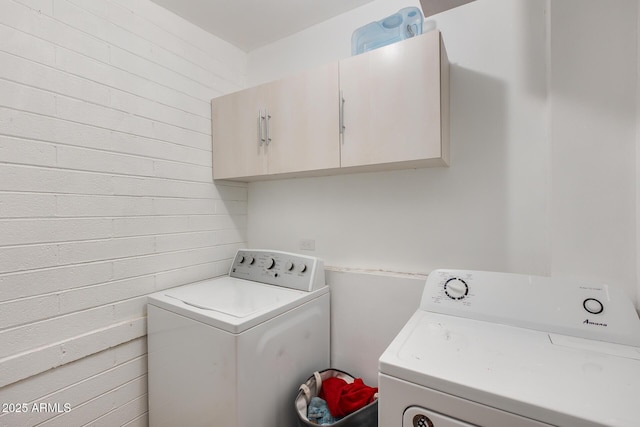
319,377 -> 378,417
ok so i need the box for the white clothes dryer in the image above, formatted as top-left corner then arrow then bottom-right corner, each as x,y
147,249 -> 329,427
379,269 -> 640,427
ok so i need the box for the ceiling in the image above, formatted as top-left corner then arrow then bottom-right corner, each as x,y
150,0 -> 377,52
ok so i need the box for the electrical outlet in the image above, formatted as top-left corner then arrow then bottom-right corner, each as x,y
299,239 -> 315,251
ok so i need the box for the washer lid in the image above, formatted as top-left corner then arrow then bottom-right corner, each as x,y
148,277 -> 328,333
165,278 -> 298,318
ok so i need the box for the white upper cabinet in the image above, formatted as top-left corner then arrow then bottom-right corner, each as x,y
339,30 -> 449,170
211,31 -> 449,181
266,63 -> 340,176
212,63 -> 340,180
211,84 -> 268,179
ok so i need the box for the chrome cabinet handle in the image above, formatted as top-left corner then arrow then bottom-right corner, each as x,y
258,110 -> 265,145
339,91 -> 345,135
265,108 -> 272,145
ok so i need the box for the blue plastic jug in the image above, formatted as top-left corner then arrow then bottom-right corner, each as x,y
351,7 -> 425,55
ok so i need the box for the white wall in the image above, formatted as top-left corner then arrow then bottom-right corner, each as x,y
0,1 -> 247,425
248,0 -> 551,277
247,0 -> 639,310
247,0 -> 639,381
637,0 -> 640,317
247,0 -> 411,86
549,0 -> 638,310
247,0 -> 559,381
327,269 -> 424,386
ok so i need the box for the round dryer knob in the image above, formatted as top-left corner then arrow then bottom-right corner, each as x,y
285,261 -> 294,271
297,263 -> 307,273
266,258 -> 276,269
583,298 -> 604,314
238,255 -> 245,264
444,278 -> 468,300
246,256 -> 255,265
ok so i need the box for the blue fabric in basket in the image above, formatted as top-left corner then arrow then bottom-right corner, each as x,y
308,397 -> 341,425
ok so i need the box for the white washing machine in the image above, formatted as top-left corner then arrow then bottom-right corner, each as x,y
147,249 -> 329,427
379,269 -> 640,427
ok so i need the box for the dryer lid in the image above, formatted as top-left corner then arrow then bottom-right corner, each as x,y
380,310 -> 640,427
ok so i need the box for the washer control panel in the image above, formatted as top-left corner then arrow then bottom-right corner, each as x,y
229,249 -> 324,292
421,269 -> 640,347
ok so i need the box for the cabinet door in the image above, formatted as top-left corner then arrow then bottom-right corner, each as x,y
266,63 -> 340,175
211,85 -> 268,180
339,30 -> 447,168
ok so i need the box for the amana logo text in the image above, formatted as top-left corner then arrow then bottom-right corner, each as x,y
583,319 -> 608,327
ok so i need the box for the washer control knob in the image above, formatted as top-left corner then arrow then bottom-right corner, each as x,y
246,257 -> 255,265
238,255 -> 245,264
298,263 -> 307,273
285,261 -> 294,271
266,258 -> 276,269
583,298 -> 604,314
444,278 -> 468,300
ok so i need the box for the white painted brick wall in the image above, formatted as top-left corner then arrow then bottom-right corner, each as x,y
0,0 -> 248,425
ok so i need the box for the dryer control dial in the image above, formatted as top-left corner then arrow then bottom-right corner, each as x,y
444,278 -> 469,300
583,298 -> 604,315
